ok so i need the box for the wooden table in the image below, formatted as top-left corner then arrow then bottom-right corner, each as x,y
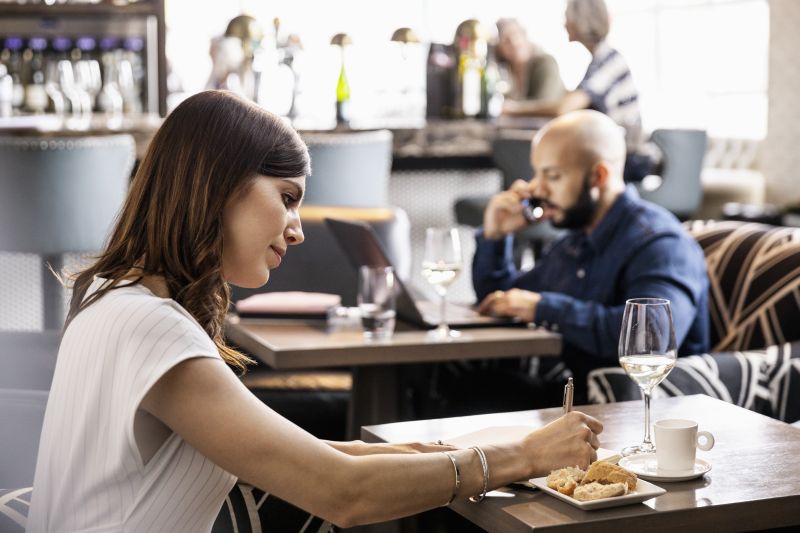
226,316 -> 561,438
362,395 -> 800,532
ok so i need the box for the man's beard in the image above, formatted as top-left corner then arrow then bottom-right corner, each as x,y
551,172 -> 598,230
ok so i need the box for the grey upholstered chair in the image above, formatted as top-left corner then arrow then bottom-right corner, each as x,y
300,129 -> 393,208
637,129 -> 707,221
0,134 -> 135,330
0,389 -> 48,490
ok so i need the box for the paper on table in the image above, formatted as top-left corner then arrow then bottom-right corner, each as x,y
445,426 -> 535,448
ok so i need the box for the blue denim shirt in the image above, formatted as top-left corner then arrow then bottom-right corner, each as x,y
472,186 -> 710,381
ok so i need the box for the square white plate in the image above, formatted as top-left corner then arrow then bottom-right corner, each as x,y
529,477 -> 666,510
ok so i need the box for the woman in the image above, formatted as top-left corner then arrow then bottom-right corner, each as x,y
27,90 -> 602,532
495,18 -> 565,103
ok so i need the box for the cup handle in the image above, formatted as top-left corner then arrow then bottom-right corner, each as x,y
696,431 -> 714,451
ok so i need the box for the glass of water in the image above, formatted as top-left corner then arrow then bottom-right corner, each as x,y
357,265 -> 397,341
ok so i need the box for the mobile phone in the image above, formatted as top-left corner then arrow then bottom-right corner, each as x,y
521,198 -> 545,222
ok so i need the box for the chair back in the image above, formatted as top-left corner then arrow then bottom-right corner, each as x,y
686,220 -> 800,351
491,130 -> 534,190
0,389 -> 48,489
230,205 -> 411,307
0,135 -> 134,254
0,134 -> 135,330
639,129 -> 707,220
301,130 -> 393,208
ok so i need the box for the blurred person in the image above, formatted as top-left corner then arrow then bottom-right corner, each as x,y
502,0 -> 659,182
26,90 -> 604,532
471,110 -> 708,402
495,17 -> 565,102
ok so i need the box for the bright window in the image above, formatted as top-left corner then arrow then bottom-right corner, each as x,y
166,0 -> 769,138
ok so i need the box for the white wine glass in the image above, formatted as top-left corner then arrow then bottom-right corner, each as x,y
618,298 -> 677,456
421,227 -> 462,339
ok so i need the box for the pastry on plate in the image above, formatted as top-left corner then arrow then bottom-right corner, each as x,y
573,481 -> 628,501
546,466 -> 585,496
581,460 -> 638,491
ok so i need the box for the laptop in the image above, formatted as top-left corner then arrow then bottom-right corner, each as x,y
325,217 -> 518,329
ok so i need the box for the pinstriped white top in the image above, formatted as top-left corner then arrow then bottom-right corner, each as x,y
27,279 -> 237,532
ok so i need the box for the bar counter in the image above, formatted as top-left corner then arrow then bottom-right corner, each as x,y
0,113 -> 546,170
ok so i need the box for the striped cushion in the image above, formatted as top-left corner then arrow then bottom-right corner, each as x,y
0,487 -> 31,533
685,220 -> 800,350
588,221 -> 800,423
213,484 -> 333,533
588,341 -> 800,423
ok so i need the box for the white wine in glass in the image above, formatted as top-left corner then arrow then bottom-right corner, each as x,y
618,298 -> 677,456
421,227 -> 462,339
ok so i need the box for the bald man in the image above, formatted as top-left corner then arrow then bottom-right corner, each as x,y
471,110 -> 709,401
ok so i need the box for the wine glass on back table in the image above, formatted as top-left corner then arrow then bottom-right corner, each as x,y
618,298 -> 677,456
421,227 -> 462,339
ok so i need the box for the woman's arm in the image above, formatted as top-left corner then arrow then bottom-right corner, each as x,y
502,89 -> 592,117
141,357 -> 601,528
325,440 -> 456,456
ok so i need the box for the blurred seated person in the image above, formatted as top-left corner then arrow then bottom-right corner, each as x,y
495,17 -> 565,102
470,110 -> 709,403
502,0 -> 659,182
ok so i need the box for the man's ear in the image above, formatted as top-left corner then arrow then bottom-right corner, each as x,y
591,161 -> 610,189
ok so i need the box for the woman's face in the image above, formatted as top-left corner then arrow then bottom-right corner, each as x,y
221,175 -> 305,288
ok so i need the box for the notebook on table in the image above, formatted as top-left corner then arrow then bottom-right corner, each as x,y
324,217 -> 519,329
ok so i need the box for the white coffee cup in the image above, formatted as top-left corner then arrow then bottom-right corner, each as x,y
654,419 -> 714,472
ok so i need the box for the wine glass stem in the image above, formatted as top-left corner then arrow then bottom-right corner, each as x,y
642,390 -> 653,447
438,290 -> 448,334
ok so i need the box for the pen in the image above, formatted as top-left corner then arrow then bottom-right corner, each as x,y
562,377 -> 573,414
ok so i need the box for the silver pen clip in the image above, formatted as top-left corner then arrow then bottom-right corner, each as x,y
562,377 -> 574,414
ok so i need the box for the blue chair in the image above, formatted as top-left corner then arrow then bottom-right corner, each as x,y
301,130 -> 393,208
637,129 -> 707,221
0,134 -> 135,330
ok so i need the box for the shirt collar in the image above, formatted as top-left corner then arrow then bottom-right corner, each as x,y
586,185 -> 640,252
592,39 -> 613,60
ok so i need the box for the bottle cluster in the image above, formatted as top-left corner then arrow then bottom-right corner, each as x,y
0,34 -> 146,117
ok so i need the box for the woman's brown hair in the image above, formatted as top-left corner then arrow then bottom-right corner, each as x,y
67,90 -> 310,371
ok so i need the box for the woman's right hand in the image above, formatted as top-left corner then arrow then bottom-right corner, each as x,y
522,411 -> 603,477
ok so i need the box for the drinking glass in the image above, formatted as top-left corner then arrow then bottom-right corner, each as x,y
357,265 -> 396,341
421,227 -> 462,339
618,298 -> 677,456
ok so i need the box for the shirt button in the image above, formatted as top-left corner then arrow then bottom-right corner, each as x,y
541,320 -> 550,329
551,323 -> 559,332
577,269 -> 586,279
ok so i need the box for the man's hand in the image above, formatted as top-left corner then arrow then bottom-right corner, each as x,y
483,179 -> 535,240
477,288 -> 541,323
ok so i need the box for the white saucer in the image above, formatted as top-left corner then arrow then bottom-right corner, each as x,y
619,453 -> 712,482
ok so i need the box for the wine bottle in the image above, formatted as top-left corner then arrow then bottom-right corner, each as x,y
2,37 -> 25,110
335,61 -> 350,126
456,38 -> 483,118
24,36 -> 49,114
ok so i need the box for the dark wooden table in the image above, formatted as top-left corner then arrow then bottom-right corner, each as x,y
362,395 -> 800,532
225,316 -> 561,438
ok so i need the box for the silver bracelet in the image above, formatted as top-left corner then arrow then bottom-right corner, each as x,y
469,446 -> 489,503
442,451 -> 461,506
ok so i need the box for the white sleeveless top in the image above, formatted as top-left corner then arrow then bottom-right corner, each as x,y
27,279 -> 237,532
